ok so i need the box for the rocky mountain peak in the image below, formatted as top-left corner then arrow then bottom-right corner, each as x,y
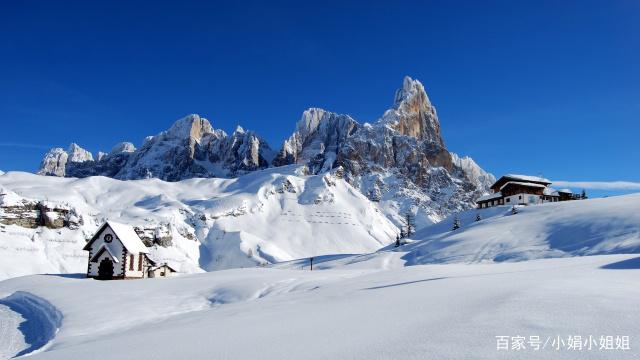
382,76 -> 444,147
393,76 -> 431,109
109,142 -> 136,155
67,143 -> 94,162
34,76 -> 492,224
166,114 -> 214,142
37,144 -> 94,177
272,108 -> 358,171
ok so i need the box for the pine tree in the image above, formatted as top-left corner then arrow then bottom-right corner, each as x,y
581,189 -> 587,200
404,211 -> 416,237
395,235 -> 400,248
400,228 -> 406,239
475,213 -> 481,222
452,215 -> 460,230
511,206 -> 518,215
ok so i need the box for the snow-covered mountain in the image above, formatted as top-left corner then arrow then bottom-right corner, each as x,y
16,76 -> 500,280
0,167 -> 397,280
273,76 -> 494,225
36,77 -> 494,226
38,114 -> 275,181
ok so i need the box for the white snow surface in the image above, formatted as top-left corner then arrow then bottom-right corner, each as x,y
0,254 -> 639,359
0,167 -> 398,280
285,194 -> 640,271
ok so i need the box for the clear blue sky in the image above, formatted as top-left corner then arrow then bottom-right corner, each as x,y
1,1 -> 638,197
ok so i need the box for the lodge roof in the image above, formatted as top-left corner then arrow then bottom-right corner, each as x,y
490,174 -> 552,191
499,181 -> 547,191
503,174 -> 551,184
477,192 -> 503,202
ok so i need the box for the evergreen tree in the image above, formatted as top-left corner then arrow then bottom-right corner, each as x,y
581,189 -> 587,200
395,235 -> 400,248
404,211 -> 416,237
475,213 -> 481,222
452,215 -> 460,230
511,206 -> 518,215
400,228 -> 406,239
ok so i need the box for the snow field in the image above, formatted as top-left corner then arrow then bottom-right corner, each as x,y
0,254 -> 638,359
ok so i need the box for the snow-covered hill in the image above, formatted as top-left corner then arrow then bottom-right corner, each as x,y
0,254 -> 638,359
275,194 -> 640,270
0,168 -> 397,280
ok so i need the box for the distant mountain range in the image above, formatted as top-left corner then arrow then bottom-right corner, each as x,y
37,76 -> 494,224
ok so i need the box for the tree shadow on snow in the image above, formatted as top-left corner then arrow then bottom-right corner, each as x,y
362,277 -> 447,290
600,257 -> 640,270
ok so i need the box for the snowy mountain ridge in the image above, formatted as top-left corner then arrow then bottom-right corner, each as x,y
36,77 -> 494,224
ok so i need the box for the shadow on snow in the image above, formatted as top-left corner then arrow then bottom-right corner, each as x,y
600,256 -> 640,270
0,291 -> 63,358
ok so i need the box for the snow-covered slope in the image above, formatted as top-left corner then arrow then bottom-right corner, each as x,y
0,254 -> 638,359
0,167 -> 397,280
281,194 -> 640,270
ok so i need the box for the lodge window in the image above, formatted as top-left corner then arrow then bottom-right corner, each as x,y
518,195 -> 522,200
506,198 -> 510,203
138,255 -> 143,271
129,255 -> 135,270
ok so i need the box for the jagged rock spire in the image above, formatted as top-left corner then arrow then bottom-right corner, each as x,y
382,76 -> 444,147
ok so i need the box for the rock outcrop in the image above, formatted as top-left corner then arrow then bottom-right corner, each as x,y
272,108 -> 358,173
0,188 -> 81,229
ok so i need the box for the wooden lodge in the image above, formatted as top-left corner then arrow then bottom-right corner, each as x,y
477,174 -> 578,208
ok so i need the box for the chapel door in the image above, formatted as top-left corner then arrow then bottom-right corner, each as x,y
98,258 -> 114,280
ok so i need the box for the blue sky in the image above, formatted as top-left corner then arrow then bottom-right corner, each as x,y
1,1 -> 639,197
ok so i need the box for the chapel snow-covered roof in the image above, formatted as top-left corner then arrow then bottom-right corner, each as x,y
84,221 -> 149,254
106,221 -> 149,254
557,188 -> 573,194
